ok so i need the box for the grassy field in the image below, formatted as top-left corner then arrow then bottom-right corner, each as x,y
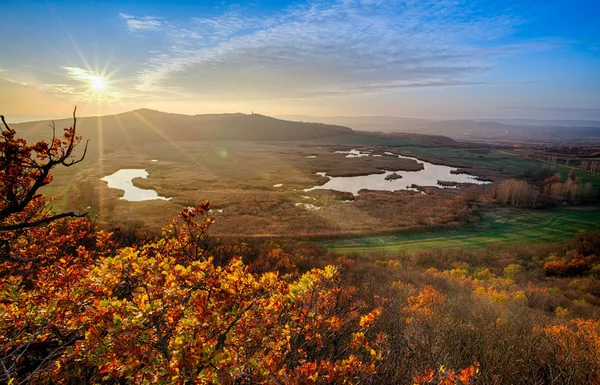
322,207 -> 600,254
398,146 -> 600,193
314,137 -> 600,193
34,127 -> 599,239
311,133 -> 421,146
44,140 -> 473,237
397,146 -> 538,174
548,162 -> 600,195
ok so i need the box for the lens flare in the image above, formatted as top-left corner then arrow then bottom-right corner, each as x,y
91,76 -> 105,91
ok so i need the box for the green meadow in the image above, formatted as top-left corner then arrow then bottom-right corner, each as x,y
323,207 -> 600,254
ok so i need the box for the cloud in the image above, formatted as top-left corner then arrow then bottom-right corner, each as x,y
0,73 -> 79,98
62,66 -> 97,82
121,0 -> 556,101
119,13 -> 164,31
0,78 -> 78,120
37,83 -> 78,96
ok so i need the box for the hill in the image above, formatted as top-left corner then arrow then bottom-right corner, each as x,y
278,115 -> 431,133
10,109 -> 354,150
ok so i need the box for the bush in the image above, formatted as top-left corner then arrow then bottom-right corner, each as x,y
543,251 -> 597,277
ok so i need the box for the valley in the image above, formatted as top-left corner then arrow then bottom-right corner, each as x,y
12,109 -> 598,245
4,1 -> 600,382
4,108 -> 600,384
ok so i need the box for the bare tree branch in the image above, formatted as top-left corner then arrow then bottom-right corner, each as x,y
0,107 -> 89,264
0,211 -> 88,232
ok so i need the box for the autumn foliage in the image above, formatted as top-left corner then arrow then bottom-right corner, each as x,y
0,112 -> 386,383
412,362 -> 480,385
543,251 -> 598,277
2,111 -> 600,384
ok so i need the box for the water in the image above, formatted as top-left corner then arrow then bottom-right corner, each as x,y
305,151 -> 489,195
295,203 -> 321,210
335,149 -> 370,158
101,169 -> 171,201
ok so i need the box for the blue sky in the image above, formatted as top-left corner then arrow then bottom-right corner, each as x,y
0,0 -> 599,121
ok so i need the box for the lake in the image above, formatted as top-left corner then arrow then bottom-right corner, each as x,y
305,150 -> 489,195
101,169 -> 171,201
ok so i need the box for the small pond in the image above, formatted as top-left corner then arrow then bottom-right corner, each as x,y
101,169 -> 171,201
295,202 -> 321,210
305,151 -> 489,195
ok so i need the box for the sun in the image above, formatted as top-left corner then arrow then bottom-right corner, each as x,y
91,76 -> 106,91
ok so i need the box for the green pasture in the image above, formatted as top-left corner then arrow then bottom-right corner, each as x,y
322,208 -> 600,255
397,147 -> 536,174
548,163 -> 600,195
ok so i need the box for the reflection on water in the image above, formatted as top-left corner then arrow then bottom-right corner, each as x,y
101,169 -> 171,201
306,151 -> 489,195
335,149 -> 370,158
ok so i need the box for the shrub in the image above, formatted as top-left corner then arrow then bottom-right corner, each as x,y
543,251 -> 596,277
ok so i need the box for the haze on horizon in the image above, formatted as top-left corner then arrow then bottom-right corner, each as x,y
1,0 -> 599,122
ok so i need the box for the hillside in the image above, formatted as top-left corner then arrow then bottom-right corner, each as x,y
278,115 -> 431,133
10,109 -> 354,150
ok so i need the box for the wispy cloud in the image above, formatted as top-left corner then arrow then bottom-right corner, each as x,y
62,66 -> 97,81
37,83 -> 78,96
119,13 -> 164,31
0,70 -> 78,97
120,0 -> 558,100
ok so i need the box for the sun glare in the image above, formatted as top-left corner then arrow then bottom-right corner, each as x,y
91,76 -> 106,91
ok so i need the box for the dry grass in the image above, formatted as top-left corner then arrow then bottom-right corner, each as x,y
42,141 -> 490,237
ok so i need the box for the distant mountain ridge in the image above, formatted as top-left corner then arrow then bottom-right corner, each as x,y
10,109 -> 353,149
12,110 -> 600,148
277,115 -> 600,144
278,115 -> 600,129
474,118 -> 600,127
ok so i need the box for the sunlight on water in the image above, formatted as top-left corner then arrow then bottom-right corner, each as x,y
101,169 -> 171,201
334,149 -> 371,158
306,151 -> 489,195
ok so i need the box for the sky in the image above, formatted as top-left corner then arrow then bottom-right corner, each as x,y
0,0 -> 599,122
